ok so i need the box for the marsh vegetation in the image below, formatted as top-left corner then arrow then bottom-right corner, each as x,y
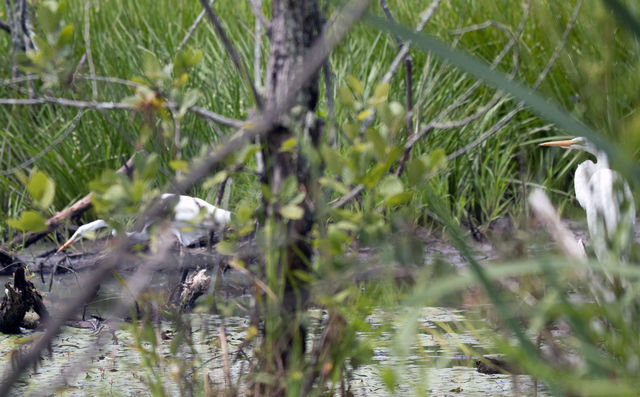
1,0 -> 640,395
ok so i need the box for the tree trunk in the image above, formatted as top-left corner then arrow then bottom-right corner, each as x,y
260,0 -> 323,393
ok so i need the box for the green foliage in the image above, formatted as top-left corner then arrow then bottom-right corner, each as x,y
2,0 -> 640,395
7,170 -> 55,232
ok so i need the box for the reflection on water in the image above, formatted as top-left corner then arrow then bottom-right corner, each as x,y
0,272 -> 547,396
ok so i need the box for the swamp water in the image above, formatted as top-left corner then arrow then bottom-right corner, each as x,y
0,233 -> 556,396
0,271 -> 547,396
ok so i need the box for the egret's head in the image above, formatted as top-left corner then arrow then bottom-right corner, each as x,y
539,137 -> 596,154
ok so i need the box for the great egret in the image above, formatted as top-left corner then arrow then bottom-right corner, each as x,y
57,194 -> 231,253
540,137 -> 635,262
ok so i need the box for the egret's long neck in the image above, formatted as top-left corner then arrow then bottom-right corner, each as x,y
594,150 -> 609,170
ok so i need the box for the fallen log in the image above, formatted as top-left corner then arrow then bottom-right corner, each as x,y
7,154 -> 136,249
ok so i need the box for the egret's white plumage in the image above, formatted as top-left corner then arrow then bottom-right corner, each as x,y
57,194 -> 231,252
541,137 -> 635,261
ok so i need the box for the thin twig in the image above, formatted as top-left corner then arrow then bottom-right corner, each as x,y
381,0 -> 442,83
248,0 -> 271,32
0,19 -> 10,34
176,0 -> 215,53
0,96 -> 244,128
0,111 -> 84,176
219,322 -> 233,389
378,0 -> 414,146
251,0 -> 265,175
358,0 -> 441,134
447,0 -> 581,161
83,2 -> 98,101
395,0 -> 530,174
199,0 -> 263,110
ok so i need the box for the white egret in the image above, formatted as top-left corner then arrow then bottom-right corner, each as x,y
57,194 -> 231,253
540,137 -> 635,262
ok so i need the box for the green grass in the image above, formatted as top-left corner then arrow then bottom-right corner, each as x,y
1,0 -> 638,236
2,1 -> 640,395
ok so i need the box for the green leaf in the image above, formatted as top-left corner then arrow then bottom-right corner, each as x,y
280,204 -> 304,220
141,153 -> 160,180
56,24 -> 74,50
142,50 -> 163,79
338,87 -> 355,108
385,191 -> 412,206
369,82 -> 390,106
289,192 -> 306,206
320,145 -> 346,175
427,148 -> 447,173
365,128 -> 386,159
174,47 -> 203,77
202,170 -> 228,189
38,1 -> 61,33
279,137 -> 297,153
406,157 -> 427,187
236,144 -> 260,165
27,171 -> 56,209
318,177 -> 349,195
342,121 -> 360,141
169,160 -> 189,172
359,163 -> 388,188
178,89 -> 200,117
377,175 -> 404,199
8,211 -> 47,232
216,240 -> 236,255
346,75 -> 364,96
357,109 -> 373,121
380,366 -> 397,393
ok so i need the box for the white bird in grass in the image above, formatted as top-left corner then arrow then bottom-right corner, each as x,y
57,194 -> 231,253
540,137 -> 635,262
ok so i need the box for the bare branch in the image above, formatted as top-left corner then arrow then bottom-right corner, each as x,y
447,0 -> 581,161
381,0 -> 442,83
186,105 -> 244,128
0,19 -> 10,34
329,184 -> 364,209
0,95 -> 244,128
248,0 -> 271,32
176,0 -> 215,53
199,0 -> 264,110
378,0 -> 414,142
0,96 -> 132,109
0,111 -> 84,177
251,0 -> 265,175
83,3 -> 98,101
395,0 -> 531,175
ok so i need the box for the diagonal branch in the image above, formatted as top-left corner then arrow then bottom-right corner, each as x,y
0,19 -> 9,34
199,0 -> 264,110
447,0 -> 581,161
177,0 -> 215,53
